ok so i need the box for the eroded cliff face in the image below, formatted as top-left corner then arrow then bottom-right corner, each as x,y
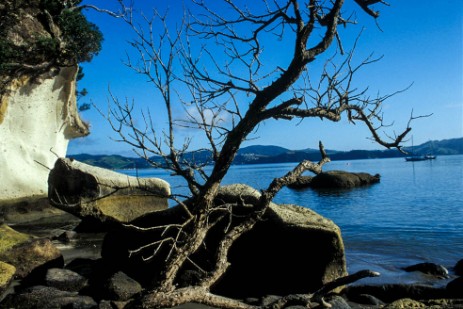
0,66 -> 89,203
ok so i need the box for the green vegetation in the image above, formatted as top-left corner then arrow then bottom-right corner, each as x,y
0,0 -> 102,76
56,7 -> 103,63
76,66 -> 91,112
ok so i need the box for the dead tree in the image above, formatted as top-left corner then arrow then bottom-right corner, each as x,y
95,0 -> 415,307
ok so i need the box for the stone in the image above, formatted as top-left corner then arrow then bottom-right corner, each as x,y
65,258 -> 98,279
310,170 -> 380,189
345,284 -> 447,304
0,224 -> 63,281
53,230 -> 78,243
103,271 -> 142,301
260,295 -> 282,307
287,176 -> 313,189
454,259 -> 463,276
446,276 -> 463,298
0,285 -> 97,309
384,298 -> 426,308
212,187 -> 347,298
102,184 -> 347,299
0,261 -> 16,296
45,268 -> 88,292
424,299 -> 463,308
325,295 -> 351,309
48,158 -> 171,224
402,262 -> 449,278
347,293 -> 385,306
0,228 -> 63,279
0,198 -> 67,224
98,300 -> 130,309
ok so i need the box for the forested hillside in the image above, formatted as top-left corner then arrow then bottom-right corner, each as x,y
69,138 -> 463,169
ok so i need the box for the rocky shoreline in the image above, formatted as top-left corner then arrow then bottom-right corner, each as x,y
1,203 -> 462,309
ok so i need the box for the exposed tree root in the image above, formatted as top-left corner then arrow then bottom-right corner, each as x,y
131,269 -> 380,309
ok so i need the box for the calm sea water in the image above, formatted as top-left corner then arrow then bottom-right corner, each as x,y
121,155 -> 463,285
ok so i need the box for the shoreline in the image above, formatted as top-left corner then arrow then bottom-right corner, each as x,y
2,206 -> 463,308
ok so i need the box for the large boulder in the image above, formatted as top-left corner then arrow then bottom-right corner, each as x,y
287,175 -> 313,189
310,170 -> 380,189
0,224 -> 63,280
48,158 -> 170,224
102,184 -> 347,298
213,202 -> 347,297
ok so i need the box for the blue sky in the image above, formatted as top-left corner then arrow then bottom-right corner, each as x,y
69,0 -> 462,156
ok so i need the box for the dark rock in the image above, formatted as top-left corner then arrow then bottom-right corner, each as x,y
104,271 -> 142,301
98,299 -> 129,309
454,259 -> 463,276
1,285 -> 97,309
75,259 -> 118,301
102,184 -> 347,299
345,284 -> 447,303
98,300 -> 113,309
45,268 -> 87,292
53,230 -> 78,243
324,295 -> 351,309
347,293 -> 385,306
287,176 -> 313,189
402,262 -> 449,278
0,236 -> 63,279
65,258 -> 99,279
446,276 -> 463,297
212,186 -> 346,299
0,198 -> 68,224
260,295 -> 282,306
310,171 -> 380,189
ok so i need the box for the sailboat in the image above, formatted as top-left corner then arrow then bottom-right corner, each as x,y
405,138 -> 436,162
405,154 -> 436,161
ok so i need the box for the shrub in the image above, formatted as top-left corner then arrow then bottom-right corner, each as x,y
0,0 -> 103,76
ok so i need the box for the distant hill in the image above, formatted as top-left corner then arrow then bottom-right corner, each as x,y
68,154 -> 151,170
408,138 -> 463,156
68,137 -> 463,169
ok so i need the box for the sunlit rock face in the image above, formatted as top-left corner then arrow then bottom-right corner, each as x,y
0,66 -> 89,204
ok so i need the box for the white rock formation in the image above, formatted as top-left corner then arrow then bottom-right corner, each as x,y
0,66 -> 89,204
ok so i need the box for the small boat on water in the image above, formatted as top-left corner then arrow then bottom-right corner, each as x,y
405,154 -> 436,162
405,138 -> 436,162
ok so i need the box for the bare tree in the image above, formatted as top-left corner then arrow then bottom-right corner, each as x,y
96,0 -> 414,307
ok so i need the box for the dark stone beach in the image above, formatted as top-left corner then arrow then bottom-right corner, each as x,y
2,201 -> 462,309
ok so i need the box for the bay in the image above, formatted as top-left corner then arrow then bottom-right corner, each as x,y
120,154 -> 463,285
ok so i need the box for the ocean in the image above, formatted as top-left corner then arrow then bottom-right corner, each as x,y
120,154 -> 463,286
